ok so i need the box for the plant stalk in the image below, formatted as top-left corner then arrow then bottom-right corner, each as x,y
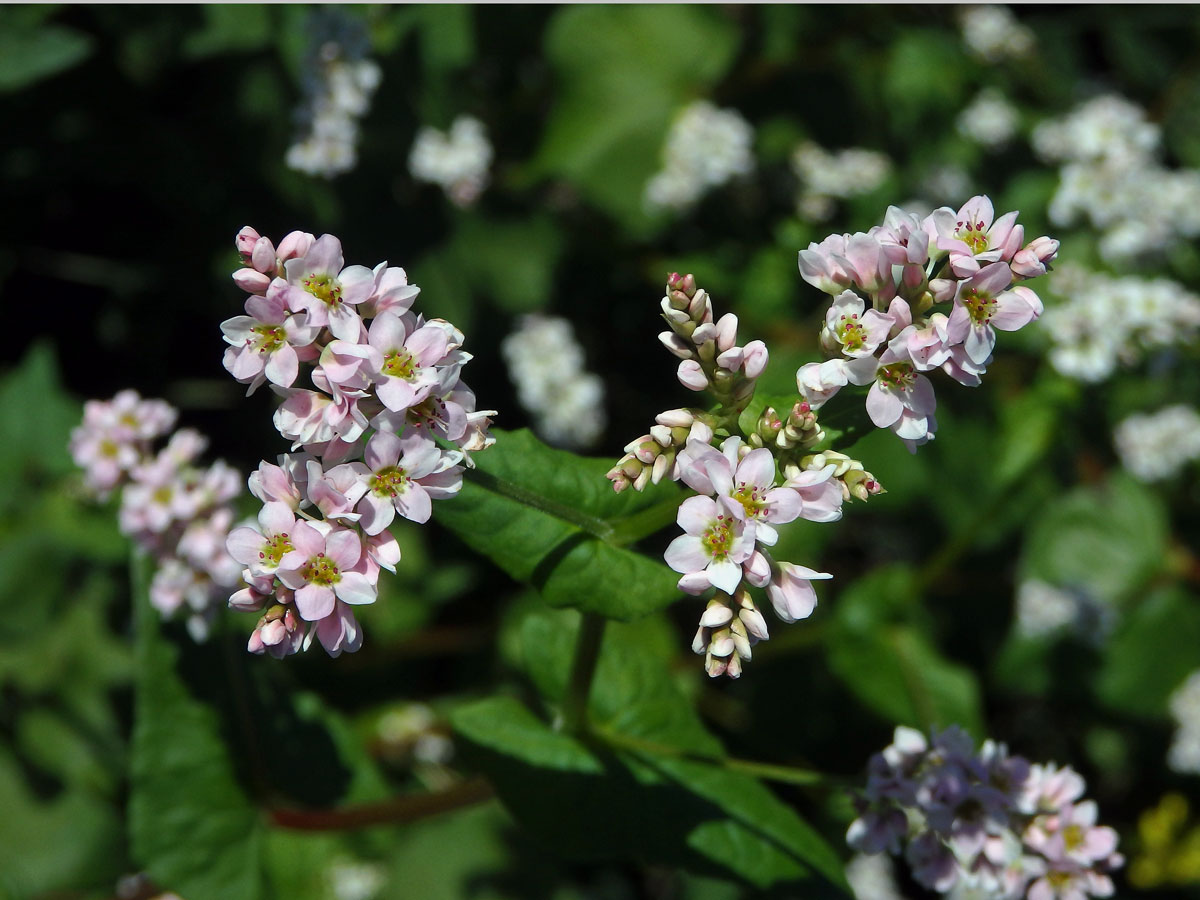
561,613 -> 607,736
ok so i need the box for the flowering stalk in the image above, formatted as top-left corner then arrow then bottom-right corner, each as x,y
608,273 -> 860,678
70,391 -> 243,639
221,227 -> 495,658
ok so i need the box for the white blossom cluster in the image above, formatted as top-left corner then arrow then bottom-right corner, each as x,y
1033,94 -> 1200,260
408,115 -> 494,208
286,46 -> 382,179
644,101 -> 754,213
1113,405 -> 1200,483
956,88 -> 1020,149
1040,263 -> 1200,382
959,5 -> 1035,62
1014,579 -> 1114,646
501,314 -> 606,449
792,142 -> 892,221
1168,669 -> 1200,775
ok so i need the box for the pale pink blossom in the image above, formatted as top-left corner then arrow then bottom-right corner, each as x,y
283,234 -> 375,342
947,261 -> 1042,365
932,194 -> 1025,277
821,290 -> 892,358
275,520 -> 377,621
350,430 -> 462,533
226,501 -> 299,578
664,495 -> 756,593
763,554 -> 831,622
863,358 -> 938,450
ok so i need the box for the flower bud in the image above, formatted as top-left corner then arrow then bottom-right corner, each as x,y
661,298 -> 691,324
651,451 -> 672,484
742,340 -> 768,379
757,406 -> 783,442
659,331 -> 694,359
251,236 -> 277,274
688,289 -> 712,323
655,408 -> 694,428
233,267 -> 271,294
677,360 -> 709,391
235,226 -> 261,261
715,313 -> 739,351
667,272 -> 696,297
275,230 -> 314,262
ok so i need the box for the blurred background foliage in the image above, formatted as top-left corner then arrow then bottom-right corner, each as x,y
2,4 -> 1200,899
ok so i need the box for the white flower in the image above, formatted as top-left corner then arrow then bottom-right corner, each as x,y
792,142 -> 891,220
500,315 -> 605,448
956,89 -> 1019,149
409,116 -> 493,207
1168,670 -> 1200,774
645,101 -> 754,212
960,5 -> 1034,62
287,58 -> 381,179
1114,405 -> 1200,482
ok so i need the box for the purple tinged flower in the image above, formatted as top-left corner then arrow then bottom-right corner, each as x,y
283,234 -> 376,342
248,456 -> 308,510
1012,236 -> 1060,279
782,464 -> 844,522
906,831 -> 960,893
664,495 -> 756,593
798,233 -> 856,295
275,520 -> 377,621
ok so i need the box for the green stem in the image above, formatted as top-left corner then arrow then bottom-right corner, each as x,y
464,467 -> 615,542
594,728 -> 841,788
561,613 -> 607,736
605,495 -> 683,547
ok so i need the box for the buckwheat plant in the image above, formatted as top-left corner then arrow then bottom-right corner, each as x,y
220,227 -> 494,658
848,726 -> 1124,899
70,391 -> 243,640
609,195 -> 1058,679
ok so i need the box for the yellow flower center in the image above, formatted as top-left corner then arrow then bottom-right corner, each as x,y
303,273 -> 342,307
371,466 -> 409,497
302,552 -> 341,587
702,515 -> 734,561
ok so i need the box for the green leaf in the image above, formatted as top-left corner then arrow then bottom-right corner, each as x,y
882,30 -> 966,133
826,567 -> 985,737
1095,587 -> 1200,719
434,429 -> 683,621
182,5 -> 273,58
453,215 -> 566,313
452,609 -> 850,894
128,554 -> 266,900
531,6 -> 739,230
0,15 -> 92,92
1020,473 -> 1168,606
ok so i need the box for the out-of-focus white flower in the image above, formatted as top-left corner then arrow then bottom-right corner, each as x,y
792,142 -> 891,221
1034,95 -> 1200,260
501,315 -> 605,448
409,115 -> 493,207
327,858 -> 386,900
956,88 -> 1019,149
287,52 -> 382,179
1041,263 -> 1200,382
645,101 -> 754,212
1169,670 -> 1200,775
960,5 -> 1035,62
1114,405 -> 1200,483
847,852 -> 909,900
1015,580 -> 1115,646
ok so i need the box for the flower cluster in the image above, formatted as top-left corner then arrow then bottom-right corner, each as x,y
221,227 -> 494,657
1168,670 -> 1200,775
956,88 -> 1020,151
1040,264 -> 1200,383
285,18 -> 381,179
1113,405 -> 1200,483
408,115 -> 493,208
607,273 -> 859,678
500,314 -> 606,449
644,101 -> 754,213
1034,94 -> 1200,261
70,391 -> 242,639
849,726 -> 1124,899
797,195 -> 1058,451
959,5 -> 1034,63
791,141 -> 892,222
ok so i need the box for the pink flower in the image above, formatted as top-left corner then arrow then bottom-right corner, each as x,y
821,290 -> 893,358
305,600 -> 363,657
763,554 -> 831,622
221,287 -> 319,393
366,311 -> 457,412
947,262 -> 1042,366
664,495 -> 756,593
351,430 -> 462,532
275,521 -> 377,621
365,262 -> 421,317
680,439 -> 802,546
932,195 -> 1025,278
226,502 -> 298,578
283,234 -> 375,342
798,233 -> 856,295
862,357 -> 938,450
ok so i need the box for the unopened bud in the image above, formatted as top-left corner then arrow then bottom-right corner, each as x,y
233,267 -> 271,294
667,272 -> 697,297
655,408 -> 694,428
251,236 -> 277,274
661,298 -> 691,324
649,424 -> 673,446
757,406 -> 783,441
659,331 -> 694,360
688,289 -> 711,322
742,340 -> 768,379
677,360 -> 709,391
715,313 -> 739,351
235,226 -> 262,260
650,452 -> 672,484
633,466 -> 652,491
